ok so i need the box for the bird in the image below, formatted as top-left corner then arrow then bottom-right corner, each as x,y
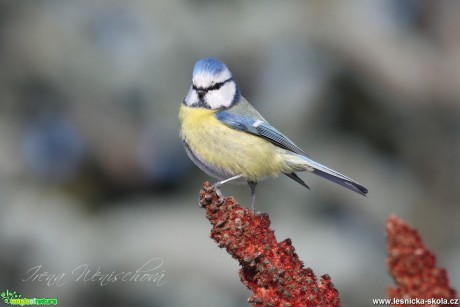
179,58 -> 368,209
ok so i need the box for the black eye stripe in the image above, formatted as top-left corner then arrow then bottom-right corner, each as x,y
193,78 -> 232,93
207,80 -> 226,91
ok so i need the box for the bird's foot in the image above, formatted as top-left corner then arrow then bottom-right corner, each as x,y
212,183 -> 225,205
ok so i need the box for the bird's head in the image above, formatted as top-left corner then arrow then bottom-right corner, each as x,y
183,58 -> 240,109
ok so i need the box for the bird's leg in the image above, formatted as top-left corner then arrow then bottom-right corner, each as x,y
248,181 -> 257,211
212,175 -> 243,205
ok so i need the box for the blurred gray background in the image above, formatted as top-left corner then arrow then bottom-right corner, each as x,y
0,1 -> 459,306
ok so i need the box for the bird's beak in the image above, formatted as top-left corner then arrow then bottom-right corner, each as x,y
196,89 -> 206,98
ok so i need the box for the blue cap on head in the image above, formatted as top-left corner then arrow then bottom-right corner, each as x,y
193,58 -> 229,77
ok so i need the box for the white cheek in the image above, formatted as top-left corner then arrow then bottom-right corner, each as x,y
206,82 -> 236,109
184,86 -> 198,106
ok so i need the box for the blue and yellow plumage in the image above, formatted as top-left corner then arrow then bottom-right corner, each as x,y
179,58 -> 368,209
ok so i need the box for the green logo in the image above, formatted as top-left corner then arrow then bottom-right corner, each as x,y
1,290 -> 57,306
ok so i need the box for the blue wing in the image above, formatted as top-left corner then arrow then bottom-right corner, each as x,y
215,111 -> 307,156
215,110 -> 368,196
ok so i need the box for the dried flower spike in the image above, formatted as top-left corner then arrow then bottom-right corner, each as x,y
386,214 -> 457,306
199,182 -> 341,307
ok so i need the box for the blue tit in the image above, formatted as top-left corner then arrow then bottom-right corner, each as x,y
179,58 -> 368,209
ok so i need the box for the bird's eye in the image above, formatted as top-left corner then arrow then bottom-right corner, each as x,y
191,78 -> 232,95
208,82 -> 223,91
208,78 -> 232,91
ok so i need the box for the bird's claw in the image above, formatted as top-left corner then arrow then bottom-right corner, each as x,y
212,183 -> 225,205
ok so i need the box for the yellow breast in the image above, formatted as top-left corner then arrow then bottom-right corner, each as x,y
179,104 -> 287,182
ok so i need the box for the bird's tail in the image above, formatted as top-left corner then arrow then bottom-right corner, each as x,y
285,154 -> 368,196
